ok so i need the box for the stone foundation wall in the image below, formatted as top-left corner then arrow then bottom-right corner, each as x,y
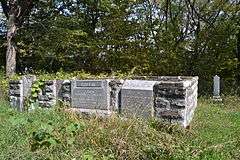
153,77 -> 198,127
9,80 -> 24,111
9,76 -> 36,111
38,80 -> 57,108
8,76 -> 198,127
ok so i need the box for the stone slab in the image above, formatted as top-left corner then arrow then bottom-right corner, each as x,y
121,80 -> 157,117
71,80 -> 111,110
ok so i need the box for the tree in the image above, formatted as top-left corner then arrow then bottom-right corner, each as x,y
0,0 -> 35,77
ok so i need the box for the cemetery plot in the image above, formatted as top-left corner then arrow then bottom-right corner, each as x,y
8,76 -> 199,128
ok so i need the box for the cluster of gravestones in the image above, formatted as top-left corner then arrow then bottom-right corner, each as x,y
9,76 -> 198,128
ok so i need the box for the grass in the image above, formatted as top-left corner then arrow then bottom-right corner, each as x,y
0,97 -> 240,160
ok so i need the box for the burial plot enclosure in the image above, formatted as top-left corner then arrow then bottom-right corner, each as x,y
8,76 -> 198,127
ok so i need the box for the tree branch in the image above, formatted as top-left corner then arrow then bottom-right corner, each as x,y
0,0 -> 9,19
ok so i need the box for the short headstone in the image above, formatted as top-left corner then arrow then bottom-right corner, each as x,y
121,80 -> 157,117
71,80 -> 112,115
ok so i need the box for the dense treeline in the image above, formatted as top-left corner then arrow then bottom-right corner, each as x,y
0,0 -> 240,94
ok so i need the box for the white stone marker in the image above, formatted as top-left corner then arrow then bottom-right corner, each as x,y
213,75 -> 222,101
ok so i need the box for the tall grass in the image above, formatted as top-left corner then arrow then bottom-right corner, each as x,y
0,97 -> 240,160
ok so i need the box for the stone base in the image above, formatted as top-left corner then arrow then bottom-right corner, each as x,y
66,108 -> 114,117
213,96 -> 222,102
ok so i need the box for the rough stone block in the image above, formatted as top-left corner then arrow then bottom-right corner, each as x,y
57,80 -> 71,104
38,80 -> 57,108
9,80 -> 24,111
153,76 -> 198,127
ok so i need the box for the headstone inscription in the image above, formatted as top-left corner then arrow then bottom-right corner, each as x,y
121,80 -> 157,117
71,80 -> 111,113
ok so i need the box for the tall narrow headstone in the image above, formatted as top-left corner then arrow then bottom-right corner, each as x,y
213,75 -> 222,101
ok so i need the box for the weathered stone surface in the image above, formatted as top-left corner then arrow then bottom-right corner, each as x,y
22,75 -> 36,98
45,81 -> 54,85
57,80 -> 71,104
9,80 -> 24,111
8,76 -> 198,128
153,76 -> 198,127
9,80 -> 22,84
121,80 -> 157,117
9,76 -> 36,111
71,80 -> 111,110
38,80 -> 57,108
155,97 -> 186,109
9,89 -> 21,96
109,79 -> 124,112
9,84 -> 20,90
156,109 -> 184,120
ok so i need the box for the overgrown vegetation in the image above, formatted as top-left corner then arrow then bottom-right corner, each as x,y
0,97 -> 240,159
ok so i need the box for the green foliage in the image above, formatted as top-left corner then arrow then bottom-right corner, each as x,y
0,0 -> 240,94
0,98 -> 240,159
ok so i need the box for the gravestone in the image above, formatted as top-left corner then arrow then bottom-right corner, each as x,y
121,80 -> 157,117
71,80 -> 112,115
213,75 -> 222,101
22,75 -> 36,98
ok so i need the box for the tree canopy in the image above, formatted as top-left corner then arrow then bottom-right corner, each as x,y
0,0 -> 239,93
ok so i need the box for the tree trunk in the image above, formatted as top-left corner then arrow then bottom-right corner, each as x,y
6,14 -> 17,77
236,31 -> 240,84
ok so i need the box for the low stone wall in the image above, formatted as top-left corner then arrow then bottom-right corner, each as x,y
9,76 -> 36,111
153,77 -> 198,127
8,76 -> 198,127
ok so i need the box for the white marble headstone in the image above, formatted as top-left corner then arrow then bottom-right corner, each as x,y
213,75 -> 220,97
